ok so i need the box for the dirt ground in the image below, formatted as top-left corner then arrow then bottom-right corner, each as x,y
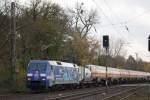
127,86 -> 150,100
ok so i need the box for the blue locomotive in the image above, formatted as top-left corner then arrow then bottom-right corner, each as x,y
27,60 -> 80,89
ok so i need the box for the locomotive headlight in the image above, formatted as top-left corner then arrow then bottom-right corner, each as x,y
42,78 -> 46,80
27,73 -> 33,77
27,77 -> 31,81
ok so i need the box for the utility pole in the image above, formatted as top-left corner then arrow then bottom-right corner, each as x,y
148,35 -> 150,100
10,2 -> 16,90
105,48 -> 109,86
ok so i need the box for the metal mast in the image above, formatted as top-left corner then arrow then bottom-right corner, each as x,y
10,2 -> 16,89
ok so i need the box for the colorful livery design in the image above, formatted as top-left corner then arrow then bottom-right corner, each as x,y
27,60 -> 79,89
27,60 -> 150,90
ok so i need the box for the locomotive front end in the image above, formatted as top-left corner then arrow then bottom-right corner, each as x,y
27,60 -> 51,89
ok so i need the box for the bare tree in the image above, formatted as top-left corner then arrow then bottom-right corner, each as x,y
68,3 -> 99,39
108,39 -> 126,57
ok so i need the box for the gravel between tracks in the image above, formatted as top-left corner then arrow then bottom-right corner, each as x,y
0,86 -> 105,100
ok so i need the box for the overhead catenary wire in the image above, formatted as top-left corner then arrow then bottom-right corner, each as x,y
103,0 -> 131,38
100,8 -> 150,27
93,0 -> 146,49
102,0 -> 136,42
91,0 -> 143,58
92,0 -> 129,43
103,0 -> 128,30
98,0 -> 150,46
103,0 -> 121,21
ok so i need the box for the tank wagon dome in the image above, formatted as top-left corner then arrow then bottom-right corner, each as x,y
86,64 -> 118,70
85,64 -> 106,69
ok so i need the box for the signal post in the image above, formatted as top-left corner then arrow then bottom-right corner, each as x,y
103,35 -> 109,92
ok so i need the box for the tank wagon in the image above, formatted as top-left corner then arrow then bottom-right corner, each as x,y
86,65 -> 150,84
26,60 -> 150,90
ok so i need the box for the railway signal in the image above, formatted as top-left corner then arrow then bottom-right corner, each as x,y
103,35 -> 109,92
103,35 -> 109,49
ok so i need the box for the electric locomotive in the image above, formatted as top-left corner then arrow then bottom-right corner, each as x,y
27,60 -> 80,90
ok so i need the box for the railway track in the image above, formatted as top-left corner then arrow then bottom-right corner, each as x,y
0,85 -> 118,100
47,84 -> 144,100
0,85 -> 105,100
0,84 -> 147,100
103,85 -> 145,100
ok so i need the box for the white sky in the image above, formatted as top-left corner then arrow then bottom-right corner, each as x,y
20,0 -> 150,62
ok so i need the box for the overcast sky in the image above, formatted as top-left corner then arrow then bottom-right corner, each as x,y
20,0 -> 150,61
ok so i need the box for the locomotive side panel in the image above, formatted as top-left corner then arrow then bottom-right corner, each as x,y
49,61 -> 80,85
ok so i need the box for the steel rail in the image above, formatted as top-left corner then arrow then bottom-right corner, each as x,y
66,86 -> 133,100
47,85 -> 129,100
119,86 -> 143,100
119,91 -> 139,100
103,85 -> 143,100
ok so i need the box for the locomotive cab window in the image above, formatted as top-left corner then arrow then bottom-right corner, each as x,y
28,63 -> 47,72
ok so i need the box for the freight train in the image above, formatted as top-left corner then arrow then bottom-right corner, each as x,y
26,60 -> 150,90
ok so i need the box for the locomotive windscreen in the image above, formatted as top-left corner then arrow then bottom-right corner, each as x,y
28,63 -> 47,72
